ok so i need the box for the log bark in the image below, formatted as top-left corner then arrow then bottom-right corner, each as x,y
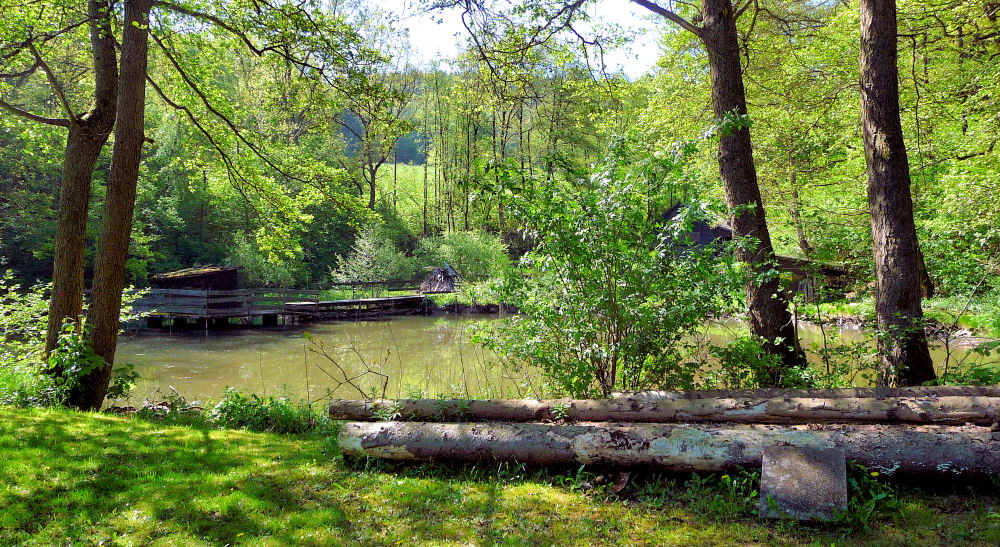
330,394 -> 1000,425
859,0 -> 936,386
339,421 -> 1000,475
616,385 -> 1000,400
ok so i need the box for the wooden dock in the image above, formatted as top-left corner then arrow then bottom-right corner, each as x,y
133,289 -> 428,329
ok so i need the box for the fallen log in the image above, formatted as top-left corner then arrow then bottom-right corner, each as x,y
613,385 -> 1000,400
328,394 -> 1000,425
339,421 -> 1000,475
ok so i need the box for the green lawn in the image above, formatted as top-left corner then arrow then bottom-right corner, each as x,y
2,407 -> 998,546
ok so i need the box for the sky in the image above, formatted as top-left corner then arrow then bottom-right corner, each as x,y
381,0 -> 664,79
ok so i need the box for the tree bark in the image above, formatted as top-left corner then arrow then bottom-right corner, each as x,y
77,0 -> 152,410
44,0 -> 118,355
859,0 -> 936,387
918,247 -> 935,298
616,385 -> 1000,399
339,421 -> 1000,475
699,0 -> 805,379
788,170 -> 814,258
329,394 -> 1000,425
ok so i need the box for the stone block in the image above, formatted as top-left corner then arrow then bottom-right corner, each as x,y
759,445 -> 847,521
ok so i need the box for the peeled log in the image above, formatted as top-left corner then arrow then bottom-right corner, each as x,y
329,394 -> 1000,425
614,386 -> 1000,399
339,421 -> 1000,475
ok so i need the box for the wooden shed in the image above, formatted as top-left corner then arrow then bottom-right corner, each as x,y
662,203 -> 733,246
662,203 -> 850,297
149,266 -> 242,290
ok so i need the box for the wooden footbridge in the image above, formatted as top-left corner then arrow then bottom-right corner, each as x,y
133,288 -> 429,330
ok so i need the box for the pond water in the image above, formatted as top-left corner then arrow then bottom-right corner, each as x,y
115,315 -> 983,404
116,316 -> 508,405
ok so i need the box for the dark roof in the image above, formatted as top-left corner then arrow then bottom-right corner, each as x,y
662,203 -> 733,245
149,266 -> 242,280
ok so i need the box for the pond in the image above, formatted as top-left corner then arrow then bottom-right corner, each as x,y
115,315 -> 985,404
116,315 -> 508,405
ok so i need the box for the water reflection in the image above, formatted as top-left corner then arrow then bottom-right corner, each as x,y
116,316 -> 984,404
116,316 -> 506,404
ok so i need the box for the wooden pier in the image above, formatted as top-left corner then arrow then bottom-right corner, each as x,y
133,288 -> 429,329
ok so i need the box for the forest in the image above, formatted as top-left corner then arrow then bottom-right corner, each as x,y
1,0 -> 1000,543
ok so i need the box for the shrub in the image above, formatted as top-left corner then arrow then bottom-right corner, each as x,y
331,223 -> 418,284
1,270 -> 144,407
0,271 -> 51,405
473,158 -> 736,398
226,232 -> 297,288
415,231 -> 511,282
213,388 -> 325,433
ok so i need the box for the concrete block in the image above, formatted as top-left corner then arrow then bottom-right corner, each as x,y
759,445 -> 847,521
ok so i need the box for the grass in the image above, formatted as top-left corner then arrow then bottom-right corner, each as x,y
3,407 -> 999,545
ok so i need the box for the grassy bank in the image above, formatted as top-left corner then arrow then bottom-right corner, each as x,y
2,407 -> 999,545
805,296 -> 1000,338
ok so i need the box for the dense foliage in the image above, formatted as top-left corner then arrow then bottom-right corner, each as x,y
2,0 -> 1000,397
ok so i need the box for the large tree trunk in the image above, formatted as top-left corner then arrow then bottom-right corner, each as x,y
44,0 -> 118,355
339,421 -> 1000,475
699,0 -> 805,379
76,0 -> 152,411
859,0 -> 936,387
329,393 -> 1000,425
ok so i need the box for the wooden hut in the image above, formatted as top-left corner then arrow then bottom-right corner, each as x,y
149,266 -> 242,290
662,203 -> 733,246
662,203 -> 850,297
420,263 -> 459,293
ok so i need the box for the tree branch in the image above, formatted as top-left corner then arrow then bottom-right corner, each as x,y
630,0 -> 703,37
28,41 -> 76,122
150,29 -> 311,185
0,96 -> 70,127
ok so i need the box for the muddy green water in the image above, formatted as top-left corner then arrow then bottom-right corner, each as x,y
116,316 -> 508,404
115,316 -> 980,404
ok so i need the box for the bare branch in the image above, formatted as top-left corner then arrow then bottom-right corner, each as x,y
27,41 -> 76,122
630,0 -> 703,37
0,96 -> 70,127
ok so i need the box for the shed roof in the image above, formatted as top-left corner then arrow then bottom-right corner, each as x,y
149,266 -> 243,280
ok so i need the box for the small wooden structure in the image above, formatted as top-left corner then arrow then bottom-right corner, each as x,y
136,290 -> 428,329
662,203 -> 733,246
420,263 -> 459,294
149,266 -> 241,291
663,203 -> 850,297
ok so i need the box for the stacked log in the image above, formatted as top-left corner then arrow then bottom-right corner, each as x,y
332,386 -> 1000,475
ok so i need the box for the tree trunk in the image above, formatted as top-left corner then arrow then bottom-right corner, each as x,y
859,0 -> 936,387
699,0 -> 805,379
368,166 -> 377,210
918,247 -> 935,298
788,169 -> 814,258
44,0 -> 118,355
77,0 -> 152,411
339,421 -> 1000,475
329,393 -> 1000,425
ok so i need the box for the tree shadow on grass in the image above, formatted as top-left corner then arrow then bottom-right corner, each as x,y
0,410 -> 350,545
